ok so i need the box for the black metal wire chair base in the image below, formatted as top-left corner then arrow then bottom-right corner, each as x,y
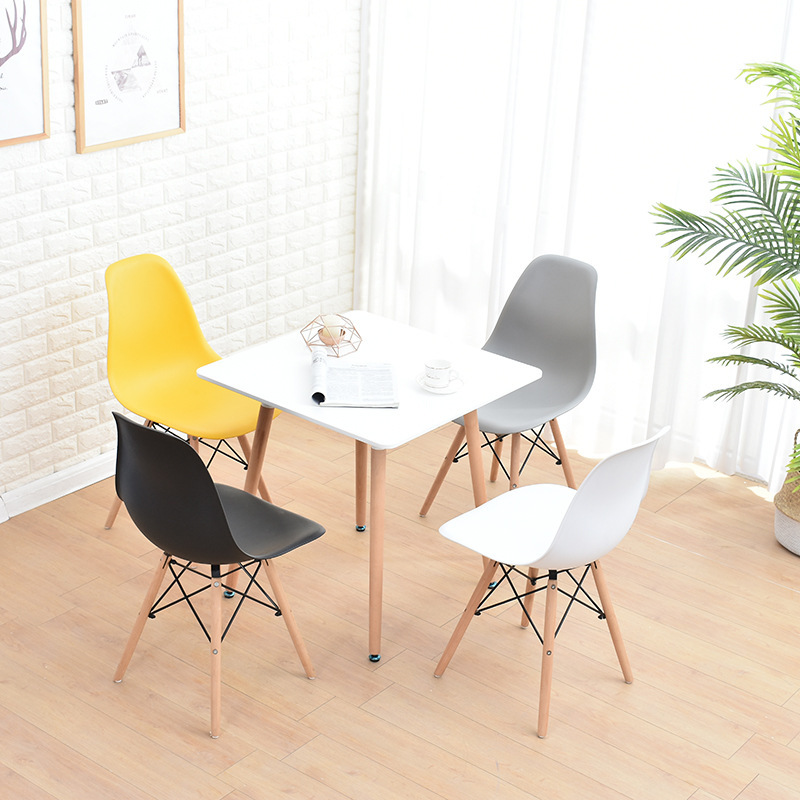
451,423 -> 561,483
151,423 -> 249,471
148,558 -> 281,643
475,563 -> 604,645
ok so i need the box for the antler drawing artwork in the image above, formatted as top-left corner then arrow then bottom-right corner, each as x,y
0,0 -> 27,69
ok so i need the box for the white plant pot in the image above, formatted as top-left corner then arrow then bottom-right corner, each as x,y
775,505 -> 800,555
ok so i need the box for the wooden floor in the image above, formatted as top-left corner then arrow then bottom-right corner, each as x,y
1,413 -> 799,799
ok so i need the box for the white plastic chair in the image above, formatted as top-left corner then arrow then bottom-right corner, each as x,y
433,428 -> 668,737
420,254 -> 597,516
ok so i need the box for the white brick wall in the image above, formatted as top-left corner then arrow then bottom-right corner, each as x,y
0,0 -> 361,502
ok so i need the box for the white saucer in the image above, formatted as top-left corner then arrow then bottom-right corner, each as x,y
416,374 -> 464,394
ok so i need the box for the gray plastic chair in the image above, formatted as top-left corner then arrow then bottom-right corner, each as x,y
420,254 -> 598,515
110,412 -> 325,738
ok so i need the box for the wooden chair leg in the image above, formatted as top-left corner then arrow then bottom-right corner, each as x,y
509,432 -> 522,490
591,560 -> 633,683
355,440 -> 369,531
210,568 -> 223,738
489,436 -> 504,482
104,495 -> 123,530
420,425 -> 466,516
549,417 -> 577,489
114,552 -> 170,683
435,559 -> 499,677
239,435 -> 272,502
520,567 -> 539,628
262,559 -> 315,679
538,570 -> 559,738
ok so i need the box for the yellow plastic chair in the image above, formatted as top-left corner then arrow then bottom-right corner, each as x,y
104,254 -> 274,528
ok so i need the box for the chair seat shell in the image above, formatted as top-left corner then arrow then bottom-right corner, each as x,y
216,484 -> 325,561
106,253 -> 263,441
113,359 -> 261,441
440,483 -> 575,567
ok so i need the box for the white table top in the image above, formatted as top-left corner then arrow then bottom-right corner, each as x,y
198,310 -> 541,450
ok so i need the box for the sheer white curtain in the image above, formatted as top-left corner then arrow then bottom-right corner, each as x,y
355,0 -> 800,491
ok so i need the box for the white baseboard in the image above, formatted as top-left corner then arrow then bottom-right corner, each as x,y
0,451 -> 116,521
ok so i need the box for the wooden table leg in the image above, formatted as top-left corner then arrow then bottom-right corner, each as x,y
239,434 -> 272,501
243,405 -> 274,495
463,409 -> 488,507
355,440 -> 369,531
228,405 -> 274,596
368,447 -> 387,661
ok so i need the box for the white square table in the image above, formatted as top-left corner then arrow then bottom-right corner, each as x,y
198,310 -> 541,661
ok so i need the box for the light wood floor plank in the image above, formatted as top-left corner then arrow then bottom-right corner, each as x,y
222,748 -> 353,799
736,773 -> 800,800
0,707 -> 161,800
1,412 -> 798,798
284,733 -> 454,800
363,682 -> 644,800
297,698 -> 545,800
555,616 -> 800,747
375,649 -> 697,799
0,646 -> 235,798
731,734 -> 800,796
0,762 -> 60,800
0,614 -> 260,772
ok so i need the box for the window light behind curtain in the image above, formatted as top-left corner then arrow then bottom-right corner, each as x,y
355,0 -> 800,492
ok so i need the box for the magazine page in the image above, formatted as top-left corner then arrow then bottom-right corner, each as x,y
310,349 -> 399,408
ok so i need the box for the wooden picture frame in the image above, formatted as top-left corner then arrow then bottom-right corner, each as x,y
72,0 -> 184,154
0,0 -> 50,148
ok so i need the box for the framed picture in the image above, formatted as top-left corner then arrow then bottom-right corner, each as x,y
72,0 -> 184,153
0,0 -> 50,148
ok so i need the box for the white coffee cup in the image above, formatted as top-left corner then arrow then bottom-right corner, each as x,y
424,358 -> 458,389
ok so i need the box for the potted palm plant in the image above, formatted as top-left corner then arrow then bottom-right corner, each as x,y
653,61 -> 800,553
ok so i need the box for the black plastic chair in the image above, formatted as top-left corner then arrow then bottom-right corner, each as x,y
111,412 -> 325,738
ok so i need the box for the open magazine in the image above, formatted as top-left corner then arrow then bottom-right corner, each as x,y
310,349 -> 399,408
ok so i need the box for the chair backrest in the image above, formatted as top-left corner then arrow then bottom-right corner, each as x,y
537,428 -> 669,570
113,412 -> 249,565
106,254 -> 219,409
483,254 -> 597,412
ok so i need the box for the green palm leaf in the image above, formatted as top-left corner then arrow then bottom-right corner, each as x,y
763,117 -> 800,179
707,353 -> 799,379
653,203 -> 800,283
740,62 -> 800,110
720,322 -> 800,353
739,61 -> 800,108
761,280 -> 800,334
787,442 -> 800,476
705,381 -> 800,402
